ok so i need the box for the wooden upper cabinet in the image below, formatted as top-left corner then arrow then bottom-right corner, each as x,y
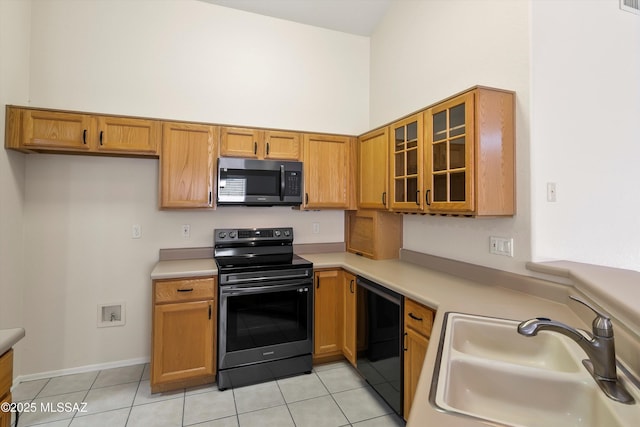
95,116 -> 160,155
264,130 -> 301,160
358,128 -> 389,209
22,109 -> 94,151
302,133 -> 355,209
220,126 -> 301,160
389,114 -> 424,211
424,88 -> 514,215
6,106 -> 160,156
160,122 -> 217,209
220,127 -> 261,158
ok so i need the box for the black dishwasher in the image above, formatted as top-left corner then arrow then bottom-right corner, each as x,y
356,276 -> 404,416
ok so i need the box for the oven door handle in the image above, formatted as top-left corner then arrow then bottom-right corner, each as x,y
222,273 -> 310,285
222,282 -> 311,296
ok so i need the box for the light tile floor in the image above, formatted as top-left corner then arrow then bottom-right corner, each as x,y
11,361 -> 405,427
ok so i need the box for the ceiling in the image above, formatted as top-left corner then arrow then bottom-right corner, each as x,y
200,0 -> 392,36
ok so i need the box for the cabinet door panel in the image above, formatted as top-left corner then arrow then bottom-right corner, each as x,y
389,115 -> 423,211
264,131 -> 301,160
358,128 -> 388,209
425,92 -> 475,212
403,327 -> 429,420
96,116 -> 160,155
314,270 -> 343,356
152,300 -> 215,385
303,134 -> 352,209
343,272 -> 357,366
23,110 -> 93,151
160,122 -> 216,208
220,127 -> 261,158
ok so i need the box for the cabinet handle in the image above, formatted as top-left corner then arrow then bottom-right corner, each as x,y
349,279 -> 354,293
209,191 -> 212,206
415,190 -> 420,206
177,288 -> 194,293
266,142 -> 270,155
208,304 -> 212,320
409,312 -> 423,321
382,191 -> 386,206
82,129 -> 87,144
254,141 -> 257,155
305,193 -> 309,205
99,130 -> 103,145
425,189 -> 431,206
403,332 -> 408,351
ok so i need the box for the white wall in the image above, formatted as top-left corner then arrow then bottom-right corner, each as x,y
0,0 -> 31,376
370,0 -> 532,273
531,0 -> 640,271
19,0 -> 369,375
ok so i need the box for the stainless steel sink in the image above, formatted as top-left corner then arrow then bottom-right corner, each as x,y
430,312 -> 640,427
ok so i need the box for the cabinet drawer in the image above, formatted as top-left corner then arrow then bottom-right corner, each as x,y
0,349 -> 13,396
154,278 -> 215,304
404,299 -> 434,338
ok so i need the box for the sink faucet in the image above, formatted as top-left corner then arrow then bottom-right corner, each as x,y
518,296 -> 635,404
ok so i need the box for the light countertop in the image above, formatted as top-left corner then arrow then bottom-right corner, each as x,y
151,252 -> 639,426
0,328 -> 25,356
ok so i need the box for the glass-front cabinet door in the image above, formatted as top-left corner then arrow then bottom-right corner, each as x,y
389,114 -> 423,211
425,92 -> 475,213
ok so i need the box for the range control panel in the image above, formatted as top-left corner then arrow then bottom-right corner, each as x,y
214,227 -> 293,243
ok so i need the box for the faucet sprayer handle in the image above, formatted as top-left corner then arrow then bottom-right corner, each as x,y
570,295 -> 613,338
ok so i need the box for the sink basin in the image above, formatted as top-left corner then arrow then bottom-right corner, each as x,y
430,312 -> 640,427
441,359 -> 622,427
449,314 -> 581,372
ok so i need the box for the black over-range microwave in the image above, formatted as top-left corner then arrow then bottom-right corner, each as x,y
217,157 -> 304,206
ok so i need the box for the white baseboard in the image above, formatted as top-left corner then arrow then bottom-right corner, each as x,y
13,356 -> 150,387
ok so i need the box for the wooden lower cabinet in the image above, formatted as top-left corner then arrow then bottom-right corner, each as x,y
313,270 -> 343,359
313,269 -> 357,367
151,277 -> 216,393
403,298 -> 435,420
0,350 -> 13,427
0,393 -> 10,427
342,271 -> 357,366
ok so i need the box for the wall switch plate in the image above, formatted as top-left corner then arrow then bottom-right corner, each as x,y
182,224 -> 190,238
490,236 -> 514,257
312,222 -> 320,234
132,224 -> 141,239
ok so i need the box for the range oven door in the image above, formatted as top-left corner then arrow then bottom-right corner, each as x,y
218,278 -> 313,371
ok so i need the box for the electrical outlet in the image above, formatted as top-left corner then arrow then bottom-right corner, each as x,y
182,224 -> 190,238
490,236 -> 514,257
132,224 -> 141,239
312,222 -> 320,234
